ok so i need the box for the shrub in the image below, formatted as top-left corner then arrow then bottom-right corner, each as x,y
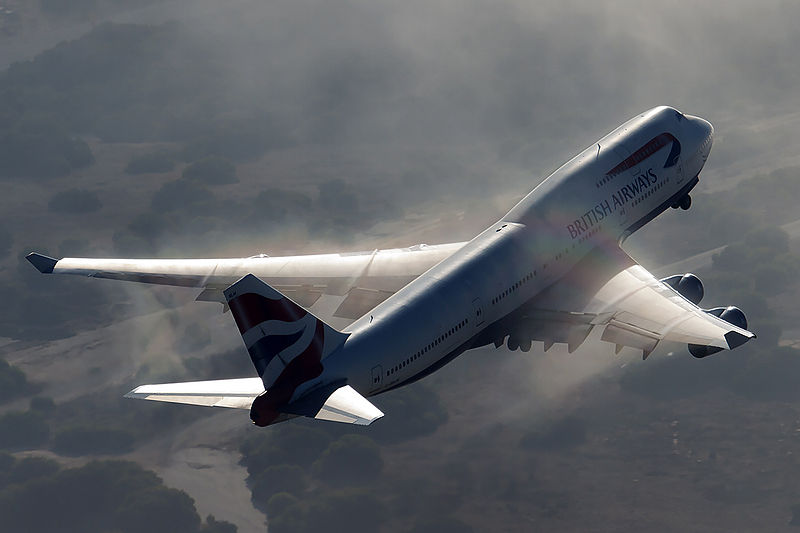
250,465 -> 307,502
200,515 -> 238,533
0,411 -> 49,450
29,396 -> 56,415
125,151 -> 175,174
115,486 -> 201,533
151,180 -> 215,212
520,416 -> 588,451
181,156 -> 237,185
311,435 -> 383,485
48,188 -> 102,214
267,492 -> 300,519
0,359 -> 33,404
0,228 -> 11,258
52,426 -> 135,456
0,129 -> 94,179
239,424 -> 333,472
7,456 -> 60,484
0,459 -> 210,532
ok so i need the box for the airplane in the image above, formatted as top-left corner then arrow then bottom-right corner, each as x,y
27,106 -> 755,427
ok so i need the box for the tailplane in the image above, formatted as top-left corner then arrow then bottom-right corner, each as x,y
124,379 -> 383,426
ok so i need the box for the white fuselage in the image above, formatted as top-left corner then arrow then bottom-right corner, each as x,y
297,106 -> 714,400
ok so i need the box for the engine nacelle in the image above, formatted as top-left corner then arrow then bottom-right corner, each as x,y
507,336 -> 532,352
688,306 -> 748,358
688,344 -> 723,358
660,273 -> 704,305
705,306 -> 748,330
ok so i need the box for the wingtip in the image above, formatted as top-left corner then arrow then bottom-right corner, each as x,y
725,330 -> 754,350
26,252 -> 58,274
123,386 -> 143,399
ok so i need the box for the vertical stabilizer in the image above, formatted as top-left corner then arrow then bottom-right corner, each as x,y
223,274 -> 348,426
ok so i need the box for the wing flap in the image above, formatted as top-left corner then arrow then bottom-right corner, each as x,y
586,264 -> 752,349
524,245 -> 755,354
124,377 -> 265,409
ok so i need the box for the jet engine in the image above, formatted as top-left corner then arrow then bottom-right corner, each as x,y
660,273 -> 704,305
688,306 -> 748,358
507,335 -> 532,352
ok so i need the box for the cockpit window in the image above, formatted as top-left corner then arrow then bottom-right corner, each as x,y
675,110 -> 684,122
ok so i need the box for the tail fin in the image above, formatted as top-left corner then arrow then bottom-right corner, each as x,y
223,274 -> 348,425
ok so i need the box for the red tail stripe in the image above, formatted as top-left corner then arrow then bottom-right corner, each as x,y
250,321 -> 326,426
228,292 -> 308,334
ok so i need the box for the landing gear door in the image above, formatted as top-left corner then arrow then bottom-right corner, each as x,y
472,298 -> 485,327
371,365 -> 383,388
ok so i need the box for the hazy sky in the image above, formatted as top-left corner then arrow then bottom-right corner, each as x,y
160,0 -> 800,189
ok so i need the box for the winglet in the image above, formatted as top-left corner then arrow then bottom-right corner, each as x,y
725,330 -> 754,350
26,252 -> 58,274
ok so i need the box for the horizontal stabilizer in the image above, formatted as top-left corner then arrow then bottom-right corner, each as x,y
314,385 -> 384,425
124,377 -> 264,409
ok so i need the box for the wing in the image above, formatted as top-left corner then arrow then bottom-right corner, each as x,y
27,242 -> 464,322
509,243 -> 755,357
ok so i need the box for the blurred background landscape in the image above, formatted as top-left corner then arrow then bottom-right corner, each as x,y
2,1 -> 800,531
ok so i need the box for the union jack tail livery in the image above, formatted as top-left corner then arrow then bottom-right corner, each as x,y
224,274 -> 349,425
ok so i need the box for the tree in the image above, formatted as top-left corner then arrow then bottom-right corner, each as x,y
0,411 -> 49,450
52,426 -> 135,456
174,323 -> 212,354
311,434 -> 383,485
411,516 -> 475,533
251,189 -> 313,223
303,489 -> 386,532
250,465 -> 306,503
520,416 -> 588,451
7,456 -> 60,484
0,459 -> 208,533
125,151 -> 175,174
267,492 -> 299,519
0,228 -> 11,258
200,515 -> 238,533
48,188 -> 102,214
0,127 -> 94,179
239,424 -> 333,473
0,359 -> 33,404
29,396 -> 56,415
367,383 -> 449,443
316,179 -> 360,227
181,156 -> 237,185
115,486 -> 201,533
151,180 -> 217,212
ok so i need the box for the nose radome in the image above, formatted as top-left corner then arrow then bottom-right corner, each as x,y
697,116 -> 713,139
685,114 -> 714,141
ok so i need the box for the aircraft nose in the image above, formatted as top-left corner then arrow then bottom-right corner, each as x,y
684,114 -> 714,157
695,116 -> 713,141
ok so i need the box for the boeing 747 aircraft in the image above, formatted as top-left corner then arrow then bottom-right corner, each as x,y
27,106 -> 754,427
